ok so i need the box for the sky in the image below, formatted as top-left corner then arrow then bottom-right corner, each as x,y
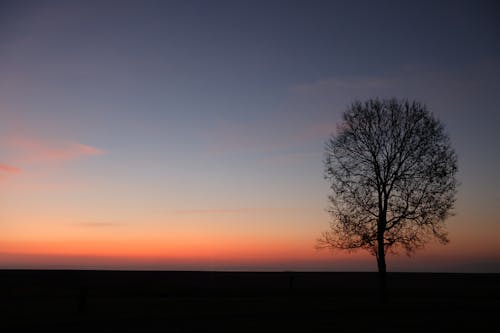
1,0 -> 499,272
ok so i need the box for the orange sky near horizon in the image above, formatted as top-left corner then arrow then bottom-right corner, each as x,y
1,130 -> 499,271
1,201 -> 498,271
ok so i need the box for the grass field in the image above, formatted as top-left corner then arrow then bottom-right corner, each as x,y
1,270 -> 499,332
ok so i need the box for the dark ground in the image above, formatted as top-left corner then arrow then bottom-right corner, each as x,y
0,270 -> 499,332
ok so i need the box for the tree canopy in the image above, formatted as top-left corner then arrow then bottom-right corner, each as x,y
318,99 -> 458,274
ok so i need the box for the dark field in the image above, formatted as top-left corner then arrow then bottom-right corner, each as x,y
1,270 -> 499,332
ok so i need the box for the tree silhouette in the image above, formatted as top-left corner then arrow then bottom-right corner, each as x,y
318,98 -> 458,295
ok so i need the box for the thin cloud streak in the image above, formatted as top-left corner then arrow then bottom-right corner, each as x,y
0,163 -> 22,173
171,207 -> 298,215
0,135 -> 105,182
71,222 -> 117,228
3,136 -> 105,163
288,61 -> 500,118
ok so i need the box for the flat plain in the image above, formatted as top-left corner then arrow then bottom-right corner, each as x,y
1,270 -> 498,332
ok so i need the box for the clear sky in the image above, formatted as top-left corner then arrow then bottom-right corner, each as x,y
1,0 -> 499,272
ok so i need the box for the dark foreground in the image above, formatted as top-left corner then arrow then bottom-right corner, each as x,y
1,270 -> 499,332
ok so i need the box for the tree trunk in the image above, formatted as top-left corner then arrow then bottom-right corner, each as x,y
377,188 -> 388,302
377,234 -> 387,302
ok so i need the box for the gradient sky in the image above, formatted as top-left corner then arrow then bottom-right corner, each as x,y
1,0 -> 499,272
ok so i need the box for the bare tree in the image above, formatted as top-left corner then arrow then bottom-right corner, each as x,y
318,98 -> 458,295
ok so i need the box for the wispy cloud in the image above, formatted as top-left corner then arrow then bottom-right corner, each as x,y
171,207 -> 295,215
0,163 -> 22,173
288,61 -> 500,121
0,135 -> 105,182
203,76 -> 394,156
0,163 -> 22,182
71,222 -> 116,227
3,136 -> 105,163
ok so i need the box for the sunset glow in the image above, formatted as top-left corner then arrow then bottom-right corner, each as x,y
1,1 -> 499,272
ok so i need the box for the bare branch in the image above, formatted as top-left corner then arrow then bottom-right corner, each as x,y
318,98 -> 458,271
